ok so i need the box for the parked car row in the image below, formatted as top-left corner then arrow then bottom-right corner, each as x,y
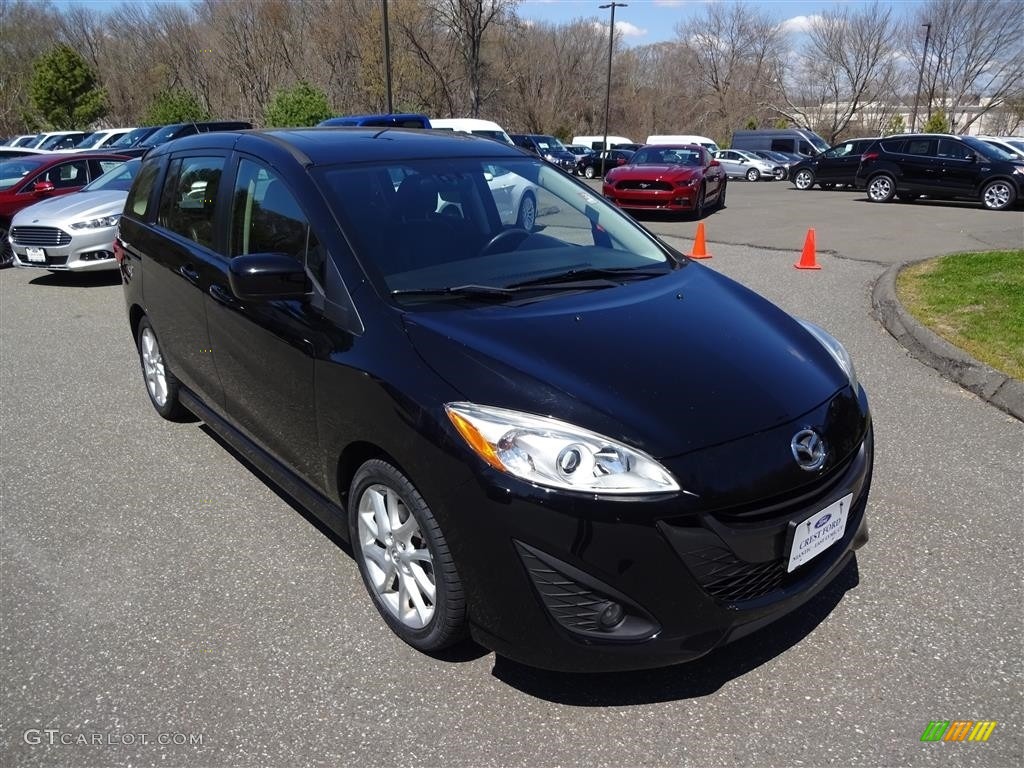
790,132 -> 1024,211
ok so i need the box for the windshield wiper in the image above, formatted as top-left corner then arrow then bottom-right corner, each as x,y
391,283 -> 517,298
505,265 -> 669,289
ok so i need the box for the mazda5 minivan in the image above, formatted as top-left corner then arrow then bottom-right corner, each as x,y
118,128 -> 872,671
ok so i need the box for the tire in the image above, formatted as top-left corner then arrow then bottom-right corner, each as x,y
793,169 -> 814,190
773,167 -> 786,181
716,180 -> 727,209
0,226 -> 13,268
136,316 -> 188,421
516,191 -> 537,231
584,166 -> 595,179
349,459 -> 467,653
692,185 -> 705,219
981,180 -> 1016,211
745,168 -> 760,182
866,173 -> 896,203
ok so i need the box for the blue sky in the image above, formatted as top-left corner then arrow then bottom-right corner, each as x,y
518,0 -> 927,44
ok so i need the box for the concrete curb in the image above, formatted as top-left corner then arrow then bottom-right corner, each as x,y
871,260 -> 1024,422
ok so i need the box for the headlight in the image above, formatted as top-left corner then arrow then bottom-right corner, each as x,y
797,319 -> 858,391
676,178 -> 699,187
445,403 -> 680,495
70,214 -> 120,230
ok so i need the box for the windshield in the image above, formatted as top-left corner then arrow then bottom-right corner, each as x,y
314,156 -> 673,302
81,158 -> 138,192
630,147 -> 703,166
962,136 -> 1013,161
39,134 -> 80,150
142,124 -> 188,146
807,133 -> 830,151
0,156 -> 48,190
535,136 -> 566,152
108,127 -> 153,148
470,130 -> 514,146
74,133 -> 108,150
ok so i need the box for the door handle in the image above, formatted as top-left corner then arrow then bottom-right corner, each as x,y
208,283 -> 241,309
178,264 -> 200,285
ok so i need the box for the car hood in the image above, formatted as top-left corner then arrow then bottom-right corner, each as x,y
404,264 -> 847,458
11,190 -> 127,226
609,164 -> 701,181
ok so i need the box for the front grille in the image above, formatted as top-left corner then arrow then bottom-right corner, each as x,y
678,543 -> 786,601
617,180 -> 673,191
11,226 -> 71,246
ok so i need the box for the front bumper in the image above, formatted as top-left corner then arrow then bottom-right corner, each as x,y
603,183 -> 701,212
10,224 -> 119,272
438,387 -> 873,672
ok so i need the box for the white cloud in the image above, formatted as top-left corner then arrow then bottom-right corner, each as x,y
591,20 -> 648,38
779,15 -> 822,34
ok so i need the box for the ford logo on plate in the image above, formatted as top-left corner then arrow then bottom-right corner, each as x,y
815,513 -> 832,529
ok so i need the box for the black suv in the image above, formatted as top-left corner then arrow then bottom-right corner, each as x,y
791,138 -> 877,190
509,133 -> 577,172
854,133 -> 1023,210
117,128 -> 872,672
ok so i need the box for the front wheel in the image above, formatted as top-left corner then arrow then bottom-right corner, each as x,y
136,317 -> 188,420
584,166 -> 595,179
516,192 -> 536,231
981,180 -> 1016,211
866,174 -> 896,203
746,168 -> 760,182
692,185 -> 705,219
793,169 -> 814,190
349,459 -> 467,652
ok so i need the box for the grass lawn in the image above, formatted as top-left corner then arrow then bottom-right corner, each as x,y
897,250 -> 1024,381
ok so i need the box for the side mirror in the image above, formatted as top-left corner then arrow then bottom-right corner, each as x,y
738,158 -> 747,163
228,253 -> 309,301
32,180 -> 55,195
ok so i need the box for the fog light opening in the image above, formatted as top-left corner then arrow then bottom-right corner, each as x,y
597,601 -> 625,630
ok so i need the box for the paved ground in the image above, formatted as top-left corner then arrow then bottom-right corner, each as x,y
1,182 -> 1022,768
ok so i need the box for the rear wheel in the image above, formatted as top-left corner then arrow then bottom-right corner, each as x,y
745,167 -> 760,182
981,180 -> 1016,211
136,317 -> 187,420
584,166 -> 595,179
772,167 -> 786,181
866,174 -> 896,203
716,180 -> 727,209
349,459 -> 467,652
793,169 -> 814,190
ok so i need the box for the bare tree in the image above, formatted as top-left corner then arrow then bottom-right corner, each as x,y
678,2 -> 785,144
910,0 -> 1024,133
772,2 -> 901,143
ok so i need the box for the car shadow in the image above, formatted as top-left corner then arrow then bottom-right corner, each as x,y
28,270 -> 122,288
194,423 -> 493,665
491,557 -> 860,705
850,197 -> 986,210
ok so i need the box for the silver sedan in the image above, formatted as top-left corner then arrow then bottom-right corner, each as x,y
11,159 -> 137,272
713,149 -> 779,181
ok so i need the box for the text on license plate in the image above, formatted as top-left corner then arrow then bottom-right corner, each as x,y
26,247 -> 46,263
787,493 -> 853,572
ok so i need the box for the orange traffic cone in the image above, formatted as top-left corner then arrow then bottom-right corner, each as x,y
794,228 -> 820,270
688,222 -> 712,259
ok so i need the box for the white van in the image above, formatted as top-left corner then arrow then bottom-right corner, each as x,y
646,135 -> 720,153
430,118 -> 514,146
573,135 -> 634,150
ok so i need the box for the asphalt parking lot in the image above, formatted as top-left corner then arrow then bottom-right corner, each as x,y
2,181 -> 1022,767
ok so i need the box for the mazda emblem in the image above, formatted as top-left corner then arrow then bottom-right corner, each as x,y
791,429 -> 826,471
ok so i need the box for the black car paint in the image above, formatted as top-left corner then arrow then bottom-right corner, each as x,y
790,139 -> 876,188
120,128 -> 872,671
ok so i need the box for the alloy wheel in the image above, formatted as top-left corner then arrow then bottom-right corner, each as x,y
357,484 -> 436,630
982,181 -> 1012,210
140,326 -> 168,407
867,175 -> 894,202
794,170 -> 814,190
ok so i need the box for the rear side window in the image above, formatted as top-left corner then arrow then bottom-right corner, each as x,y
880,139 -> 905,153
157,155 -> 225,250
126,160 -> 160,218
230,158 -> 322,283
32,160 -> 88,189
905,139 -> 935,156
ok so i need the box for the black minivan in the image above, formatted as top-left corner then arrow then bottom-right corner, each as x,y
118,128 -> 873,671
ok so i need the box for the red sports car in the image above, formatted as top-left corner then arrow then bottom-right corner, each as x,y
602,144 -> 727,217
0,152 -> 128,266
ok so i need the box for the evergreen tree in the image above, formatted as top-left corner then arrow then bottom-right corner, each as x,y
28,44 -> 107,129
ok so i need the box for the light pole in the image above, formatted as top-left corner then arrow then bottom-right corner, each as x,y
599,2 -> 627,178
382,0 -> 394,114
910,22 -> 931,132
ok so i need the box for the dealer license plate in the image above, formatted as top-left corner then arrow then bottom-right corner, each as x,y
26,247 -> 46,263
787,493 -> 853,572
